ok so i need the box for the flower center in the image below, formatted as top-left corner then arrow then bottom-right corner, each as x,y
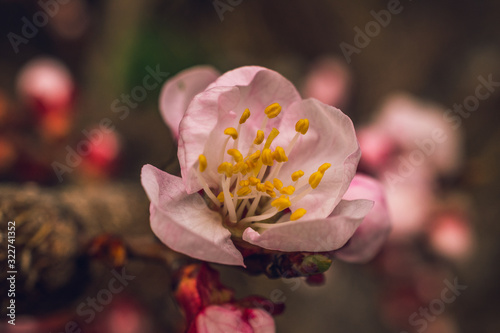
195,103 -> 330,226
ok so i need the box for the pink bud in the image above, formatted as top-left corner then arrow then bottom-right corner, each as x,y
16,58 -> 74,116
302,57 -> 351,108
336,174 -> 391,263
192,305 -> 275,333
357,126 -> 398,173
104,297 -> 147,333
79,128 -> 122,179
428,212 -> 473,262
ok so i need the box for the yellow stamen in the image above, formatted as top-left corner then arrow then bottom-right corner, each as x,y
264,181 -> 275,192
273,178 -> 283,190
245,150 -> 261,172
217,191 -> 233,203
318,163 -> 331,174
227,149 -> 243,162
264,181 -> 276,197
198,154 -> 207,172
290,208 -> 307,221
309,171 -> 324,189
295,119 -> 309,135
239,108 -> 251,124
273,146 -> 288,162
254,130 -> 265,145
217,162 -> 233,178
264,128 -> 280,150
280,185 -> 295,195
256,183 -> 266,192
233,162 -> 246,174
237,186 -> 252,196
261,148 -> 274,166
247,150 -> 261,162
245,160 -> 257,172
264,102 -> 282,119
271,195 -> 292,211
291,170 -> 304,182
248,177 -> 260,186
224,127 -> 238,140
196,101 -> 321,224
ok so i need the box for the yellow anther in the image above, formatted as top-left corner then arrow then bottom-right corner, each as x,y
227,149 -> 243,162
264,128 -> 280,150
239,180 -> 250,187
318,163 -> 331,174
264,181 -> 275,191
256,183 -> 266,192
280,185 -> 295,195
233,161 -> 245,174
264,181 -> 276,197
254,130 -> 265,145
264,102 -> 282,119
224,127 -> 238,140
290,208 -> 307,221
273,146 -> 288,163
248,177 -> 260,186
273,178 -> 283,190
261,148 -> 274,166
217,191 -> 233,203
245,160 -> 257,171
271,195 -> 292,211
239,108 -> 251,124
237,186 -> 252,196
198,154 -> 207,172
291,170 -> 305,182
309,171 -> 324,189
295,119 -> 309,135
217,162 -> 234,177
247,150 -> 261,163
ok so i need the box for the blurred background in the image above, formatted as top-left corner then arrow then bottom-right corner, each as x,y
0,0 -> 499,332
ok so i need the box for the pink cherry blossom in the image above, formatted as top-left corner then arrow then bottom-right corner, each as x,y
359,93 -> 463,178
385,166 -> 436,239
142,66 -> 376,266
335,174 -> 391,263
192,305 -> 275,333
175,263 -> 281,332
357,126 -> 397,174
357,93 -> 464,240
